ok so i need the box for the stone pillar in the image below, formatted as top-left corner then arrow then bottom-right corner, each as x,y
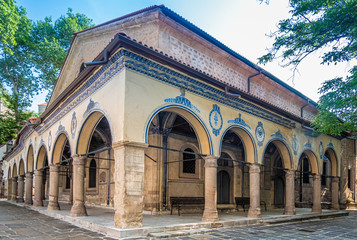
312,174 -> 322,213
48,164 -> 60,211
69,155 -> 87,217
247,163 -> 261,218
7,179 -> 11,200
284,170 -> 296,215
33,170 -> 43,206
113,141 -> 147,229
17,176 -> 24,203
331,177 -> 340,210
25,172 -> 33,205
11,177 -> 17,201
202,155 -> 219,222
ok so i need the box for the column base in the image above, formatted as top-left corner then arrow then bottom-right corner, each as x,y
24,199 -> 33,205
247,207 -> 261,218
284,208 -> 296,215
33,200 -> 43,207
114,212 -> 143,229
312,206 -> 322,213
16,198 -> 24,203
202,209 -> 219,222
331,204 -> 339,211
69,203 -> 87,217
47,201 -> 60,211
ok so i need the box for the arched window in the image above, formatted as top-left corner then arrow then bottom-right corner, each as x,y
303,158 -> 309,183
183,148 -> 195,174
89,159 -> 97,188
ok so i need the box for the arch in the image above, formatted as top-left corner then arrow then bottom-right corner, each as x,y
145,105 -> 212,155
76,111 -> 113,155
324,148 -> 338,177
262,139 -> 293,169
220,126 -> 256,163
52,132 -> 71,164
27,145 -> 34,172
18,159 -> 25,176
298,149 -> 319,174
12,163 -> 17,178
36,145 -> 48,170
7,165 -> 12,179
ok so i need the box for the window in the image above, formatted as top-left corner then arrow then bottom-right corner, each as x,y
183,148 -> 195,174
303,158 -> 309,183
322,161 -> 327,186
65,168 -> 71,189
89,159 -> 97,188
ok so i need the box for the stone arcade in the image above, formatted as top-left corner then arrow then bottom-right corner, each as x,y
2,6 -> 354,229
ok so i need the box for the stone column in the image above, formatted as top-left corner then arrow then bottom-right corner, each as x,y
17,176 -> 24,203
202,155 -> 219,222
11,178 -> 17,201
33,170 -> 43,206
48,164 -> 60,211
331,177 -> 339,210
113,141 -> 147,229
247,163 -> 261,218
25,172 -> 33,205
69,155 -> 87,217
7,179 -> 11,200
312,174 -> 322,213
284,170 -> 296,215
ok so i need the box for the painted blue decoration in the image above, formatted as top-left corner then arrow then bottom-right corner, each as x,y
71,112 -> 77,139
209,104 -> 223,136
83,99 -> 99,117
40,139 -> 45,147
228,113 -> 251,130
303,129 -> 320,138
319,141 -> 323,159
304,141 -> 312,149
57,123 -> 65,135
255,122 -> 265,146
292,134 -> 299,155
164,91 -> 200,113
48,131 -> 52,152
271,130 -> 287,141
327,142 -> 334,148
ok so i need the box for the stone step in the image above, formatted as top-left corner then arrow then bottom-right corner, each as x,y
147,228 -> 211,238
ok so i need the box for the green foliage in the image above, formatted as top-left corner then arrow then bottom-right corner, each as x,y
0,1 -> 94,143
0,90 -> 34,144
259,0 -> 357,136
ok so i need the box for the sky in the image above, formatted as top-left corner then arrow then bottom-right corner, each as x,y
16,0 -> 353,112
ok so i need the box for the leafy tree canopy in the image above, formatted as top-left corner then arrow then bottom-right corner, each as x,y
259,0 -> 357,136
0,0 -> 94,144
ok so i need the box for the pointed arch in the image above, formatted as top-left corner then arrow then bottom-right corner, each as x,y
324,148 -> 338,177
298,149 -> 319,174
12,163 -> 17,178
145,105 -> 212,155
27,145 -> 34,172
36,145 -> 48,170
263,139 -> 293,169
220,126 -> 257,163
7,166 -> 12,179
76,111 -> 113,155
18,159 -> 25,176
52,132 -> 72,164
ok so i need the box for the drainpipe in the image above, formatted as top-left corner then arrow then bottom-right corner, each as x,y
162,129 -> 170,210
225,86 -> 241,98
248,71 -> 261,93
107,148 -> 111,206
80,49 -> 109,71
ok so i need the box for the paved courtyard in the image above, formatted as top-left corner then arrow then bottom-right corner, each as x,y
0,201 -> 113,239
0,200 -> 356,239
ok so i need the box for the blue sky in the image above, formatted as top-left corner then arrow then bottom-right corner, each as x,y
16,0 -> 353,111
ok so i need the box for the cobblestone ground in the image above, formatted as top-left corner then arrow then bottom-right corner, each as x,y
172,211 -> 357,240
0,201 -> 114,240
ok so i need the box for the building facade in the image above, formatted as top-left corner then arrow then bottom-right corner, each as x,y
2,6 -> 354,229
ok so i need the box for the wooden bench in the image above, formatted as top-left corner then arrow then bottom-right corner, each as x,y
235,197 -> 267,212
170,197 -> 204,216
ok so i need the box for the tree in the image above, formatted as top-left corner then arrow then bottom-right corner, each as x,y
258,0 -> 357,136
0,1 -> 94,144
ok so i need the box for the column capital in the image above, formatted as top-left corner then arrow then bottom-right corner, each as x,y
332,176 -> 339,183
313,174 -> 321,181
203,155 -> 218,168
34,169 -> 43,176
25,172 -> 33,177
249,163 -> 261,173
285,169 -> 295,176
18,176 -> 24,181
12,177 -> 18,181
49,164 -> 60,172
71,155 -> 87,165
112,140 -> 148,150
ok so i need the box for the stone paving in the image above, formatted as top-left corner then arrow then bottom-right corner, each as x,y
170,211 -> 357,240
0,201 -> 114,239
